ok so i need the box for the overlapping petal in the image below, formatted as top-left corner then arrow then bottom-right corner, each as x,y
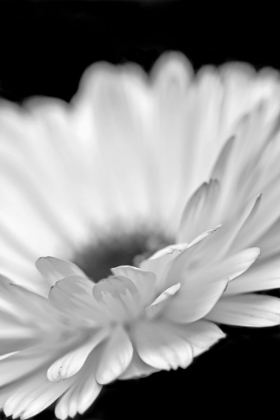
1,53 -> 280,420
133,320 -> 193,371
164,248 -> 260,323
95,325 -> 133,384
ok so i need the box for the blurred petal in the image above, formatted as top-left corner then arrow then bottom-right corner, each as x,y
3,368 -> 75,419
48,275 -> 104,326
178,179 -> 220,243
36,257 -> 88,287
111,266 -> 157,305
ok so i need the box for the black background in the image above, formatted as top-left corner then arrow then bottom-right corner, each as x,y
0,1 -> 279,419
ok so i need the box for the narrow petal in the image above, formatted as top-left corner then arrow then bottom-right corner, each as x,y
177,179 -> 220,243
0,275 -> 56,325
2,368 -> 76,419
206,294 -> 280,327
55,350 -> 102,420
111,266 -> 157,305
202,194 -> 261,264
164,248 -> 260,323
36,257 -> 88,287
176,195 -> 260,271
133,320 -> 193,371
210,135 -> 236,181
0,334 -> 38,357
0,345 -> 57,387
95,325 -> 133,384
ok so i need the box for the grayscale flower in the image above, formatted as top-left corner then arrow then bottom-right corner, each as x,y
1,53 -> 280,419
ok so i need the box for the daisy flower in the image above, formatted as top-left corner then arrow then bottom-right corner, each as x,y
1,52 -> 280,419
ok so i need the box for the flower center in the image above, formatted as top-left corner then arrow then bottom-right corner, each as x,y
72,227 -> 173,282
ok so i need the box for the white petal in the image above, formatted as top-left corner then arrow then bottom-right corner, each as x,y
2,367 -> 75,419
36,256 -> 88,287
139,248 -> 183,290
0,104 -> 93,292
164,248 -> 259,323
149,283 -> 181,307
174,320 -> 225,357
0,333 -> 38,357
206,294 -> 280,327
133,320 -> 193,371
203,195 -> 261,264
95,325 -> 133,384
92,275 -> 142,322
48,275 -> 104,326
0,276 -> 56,325
119,351 -> 158,380
210,135 -> 236,181
0,345 -> 57,388
76,377 -> 101,416
232,172 -> 280,252
186,226 -> 222,248
226,248 -> 261,280
251,216 -> 280,260
111,266 -> 157,305
140,228 -> 219,294
225,255 -> 280,295
177,179 -> 220,243
55,349 -> 102,420
47,330 -> 108,381
162,226 -> 221,289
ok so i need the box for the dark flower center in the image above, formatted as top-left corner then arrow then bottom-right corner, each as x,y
73,227 -> 173,282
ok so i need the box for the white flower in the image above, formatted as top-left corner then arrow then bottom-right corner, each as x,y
0,236 -> 264,419
1,52 -> 280,418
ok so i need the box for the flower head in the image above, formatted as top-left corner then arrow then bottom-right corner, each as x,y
1,53 -> 280,418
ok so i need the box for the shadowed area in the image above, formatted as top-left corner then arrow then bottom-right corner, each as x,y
73,228 -> 173,281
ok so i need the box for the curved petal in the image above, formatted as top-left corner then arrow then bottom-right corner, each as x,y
164,248 -> 260,324
133,320 -> 193,371
174,320 -> 225,357
205,294 -> 280,327
48,275 -> 104,326
111,266 -> 157,305
2,367 -> 76,419
118,351 -> 158,380
177,179 -> 220,243
36,257 -> 89,287
55,349 -> 102,420
225,255 -> 280,295
95,325 -> 133,384
47,329 -> 108,381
